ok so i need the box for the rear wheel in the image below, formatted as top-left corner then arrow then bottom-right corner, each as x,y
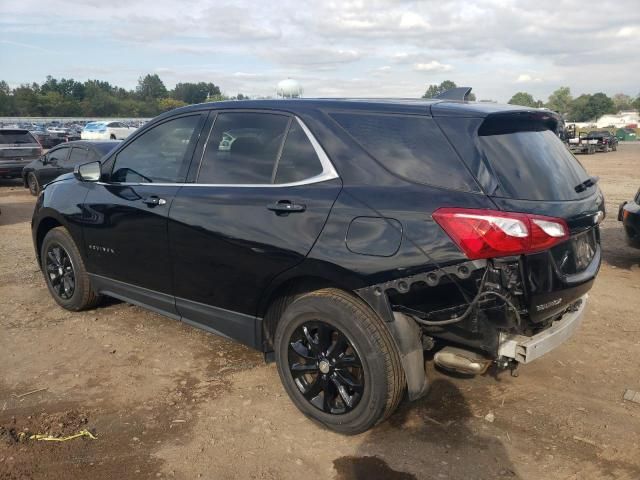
110,134 -> 116,140
27,172 -> 40,196
41,227 -> 101,311
274,288 -> 405,434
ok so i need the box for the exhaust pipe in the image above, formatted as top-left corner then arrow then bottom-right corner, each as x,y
434,346 -> 492,375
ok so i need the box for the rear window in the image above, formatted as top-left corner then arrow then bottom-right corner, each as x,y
478,129 -> 591,201
330,112 -> 478,192
0,130 -> 37,144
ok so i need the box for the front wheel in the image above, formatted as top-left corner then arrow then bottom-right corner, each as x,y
41,227 -> 101,311
27,172 -> 40,196
274,288 -> 405,434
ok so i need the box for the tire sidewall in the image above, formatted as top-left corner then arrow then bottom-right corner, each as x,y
274,294 -> 390,433
41,229 -> 86,310
28,173 -> 39,196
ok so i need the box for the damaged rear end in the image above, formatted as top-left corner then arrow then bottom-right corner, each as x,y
362,106 -> 604,376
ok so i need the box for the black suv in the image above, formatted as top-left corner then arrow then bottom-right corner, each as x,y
585,130 -> 618,152
32,97 -> 604,434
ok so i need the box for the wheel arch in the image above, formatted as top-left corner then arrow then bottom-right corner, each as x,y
35,216 -> 64,264
260,270 -> 429,401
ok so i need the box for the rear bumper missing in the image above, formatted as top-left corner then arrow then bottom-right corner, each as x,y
498,294 -> 587,364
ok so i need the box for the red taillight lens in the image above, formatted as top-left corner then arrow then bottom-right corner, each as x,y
432,208 -> 569,259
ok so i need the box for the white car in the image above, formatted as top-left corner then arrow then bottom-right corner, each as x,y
81,121 -> 135,140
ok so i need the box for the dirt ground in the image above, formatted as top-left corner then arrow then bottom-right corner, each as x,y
1,144 -> 639,480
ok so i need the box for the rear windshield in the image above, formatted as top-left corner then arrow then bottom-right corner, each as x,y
0,130 -> 37,145
478,129 -> 591,201
84,123 -> 106,131
331,112 -> 479,192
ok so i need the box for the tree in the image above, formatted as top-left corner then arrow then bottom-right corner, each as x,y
136,74 -> 167,100
508,92 -> 542,108
633,96 -> 640,112
0,80 -> 12,115
546,87 -> 572,115
568,93 -> 615,122
422,80 -> 457,98
589,92 -> 616,119
172,82 -> 221,104
569,94 -> 592,122
206,93 -> 229,102
158,97 -> 188,112
612,93 -> 633,112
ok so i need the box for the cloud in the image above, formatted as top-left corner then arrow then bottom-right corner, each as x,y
413,61 -> 453,72
1,0 -> 639,101
516,74 -> 542,83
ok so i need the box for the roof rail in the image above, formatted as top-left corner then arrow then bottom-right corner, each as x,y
435,87 -> 473,101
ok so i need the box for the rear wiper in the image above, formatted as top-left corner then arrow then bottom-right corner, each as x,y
574,176 -> 599,193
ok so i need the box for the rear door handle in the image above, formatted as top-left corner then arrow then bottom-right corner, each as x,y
267,200 -> 306,214
143,196 -> 167,207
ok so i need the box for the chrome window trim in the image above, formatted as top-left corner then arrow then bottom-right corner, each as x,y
100,115 -> 340,188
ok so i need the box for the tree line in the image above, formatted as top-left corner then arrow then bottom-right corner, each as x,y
0,74 -> 246,117
1,74 -> 637,122
424,81 -> 640,122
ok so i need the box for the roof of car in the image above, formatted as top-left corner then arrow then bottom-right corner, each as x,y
160,98 -> 543,120
52,140 -> 121,149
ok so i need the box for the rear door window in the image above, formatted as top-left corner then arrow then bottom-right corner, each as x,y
477,129 -> 591,201
48,147 -> 70,164
330,112 -> 479,191
67,147 -> 89,166
197,112 -> 290,184
274,121 -> 324,184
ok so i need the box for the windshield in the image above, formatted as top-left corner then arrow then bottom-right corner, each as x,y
478,129 -> 591,201
0,130 -> 38,144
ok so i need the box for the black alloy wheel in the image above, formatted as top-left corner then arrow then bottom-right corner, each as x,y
274,289 -> 406,434
288,321 -> 364,414
45,243 -> 76,300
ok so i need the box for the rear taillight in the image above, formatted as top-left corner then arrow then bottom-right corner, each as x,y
432,208 -> 569,259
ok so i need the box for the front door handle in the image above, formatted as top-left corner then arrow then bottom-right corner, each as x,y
267,200 -> 306,214
143,196 -> 167,207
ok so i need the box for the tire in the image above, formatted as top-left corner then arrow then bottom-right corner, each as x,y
41,227 -> 101,311
27,172 -> 40,196
274,288 -> 405,434
613,144 -> 617,151
110,134 -> 116,140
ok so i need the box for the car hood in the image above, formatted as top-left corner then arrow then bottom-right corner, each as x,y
24,158 -> 41,170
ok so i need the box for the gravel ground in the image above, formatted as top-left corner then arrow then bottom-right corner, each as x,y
1,144 -> 639,480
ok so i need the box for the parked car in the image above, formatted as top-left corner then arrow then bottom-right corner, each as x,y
45,127 -> 81,146
0,128 -> 42,178
619,188 -> 640,248
32,97 -> 604,434
81,121 -> 135,140
29,128 -> 55,149
584,130 -> 618,152
22,140 -> 119,195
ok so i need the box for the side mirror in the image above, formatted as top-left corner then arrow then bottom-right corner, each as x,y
74,161 -> 101,182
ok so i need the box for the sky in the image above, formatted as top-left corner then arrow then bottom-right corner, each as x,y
1,0 -> 639,103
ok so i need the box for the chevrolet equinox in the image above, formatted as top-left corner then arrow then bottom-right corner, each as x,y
32,93 -> 604,434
